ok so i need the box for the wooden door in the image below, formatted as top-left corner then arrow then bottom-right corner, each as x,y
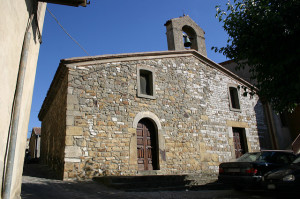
137,119 -> 157,170
233,128 -> 246,158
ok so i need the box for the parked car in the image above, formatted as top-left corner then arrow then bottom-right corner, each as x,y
263,154 -> 300,191
218,150 -> 296,189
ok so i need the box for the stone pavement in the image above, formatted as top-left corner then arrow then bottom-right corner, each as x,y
21,164 -> 296,199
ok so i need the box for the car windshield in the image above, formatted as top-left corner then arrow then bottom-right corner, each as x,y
236,152 -> 260,162
256,151 -> 295,164
292,156 -> 300,164
235,151 -> 295,164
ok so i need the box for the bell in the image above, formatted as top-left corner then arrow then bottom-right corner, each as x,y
183,35 -> 192,47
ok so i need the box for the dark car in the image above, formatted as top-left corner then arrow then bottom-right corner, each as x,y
218,150 -> 296,189
263,155 -> 300,191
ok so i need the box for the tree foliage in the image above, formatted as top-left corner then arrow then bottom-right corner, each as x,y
213,0 -> 300,112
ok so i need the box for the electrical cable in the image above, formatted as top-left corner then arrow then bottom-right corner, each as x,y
46,7 -> 91,56
46,7 -> 126,98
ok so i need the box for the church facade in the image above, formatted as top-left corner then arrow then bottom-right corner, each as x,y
39,16 -> 271,180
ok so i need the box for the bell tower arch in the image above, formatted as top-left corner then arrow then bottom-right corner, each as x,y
164,15 -> 207,56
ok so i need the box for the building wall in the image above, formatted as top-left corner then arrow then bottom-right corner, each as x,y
272,111 -> 292,149
40,73 -> 68,179
29,134 -> 41,158
219,60 -> 256,85
0,1 -> 46,198
220,60 -> 294,150
52,54 -> 270,180
29,135 -> 36,158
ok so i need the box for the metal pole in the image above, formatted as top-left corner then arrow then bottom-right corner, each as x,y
2,30 -> 31,199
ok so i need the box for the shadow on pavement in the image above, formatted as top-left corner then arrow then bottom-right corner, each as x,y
22,164 -> 299,199
22,162 -> 59,180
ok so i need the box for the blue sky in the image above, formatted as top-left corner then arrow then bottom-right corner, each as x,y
28,0 -> 229,137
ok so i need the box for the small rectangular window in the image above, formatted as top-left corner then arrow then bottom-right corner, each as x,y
140,70 -> 153,96
229,86 -> 241,111
137,68 -> 156,99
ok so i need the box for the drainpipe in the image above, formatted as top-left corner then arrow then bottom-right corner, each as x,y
2,15 -> 33,199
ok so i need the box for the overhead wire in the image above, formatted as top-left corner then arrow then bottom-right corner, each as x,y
46,7 -> 91,56
46,7 -> 127,96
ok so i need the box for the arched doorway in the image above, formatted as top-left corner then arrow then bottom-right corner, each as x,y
137,118 -> 159,170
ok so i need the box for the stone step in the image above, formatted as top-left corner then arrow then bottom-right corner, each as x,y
93,175 -> 192,190
99,175 -> 189,183
93,173 -> 219,191
23,163 -> 60,180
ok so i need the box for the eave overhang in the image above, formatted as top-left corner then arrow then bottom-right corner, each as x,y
38,0 -> 88,7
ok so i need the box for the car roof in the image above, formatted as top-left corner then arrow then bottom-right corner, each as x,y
261,150 -> 294,154
247,150 -> 295,155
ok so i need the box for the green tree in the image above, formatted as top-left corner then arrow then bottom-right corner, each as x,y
214,0 -> 300,112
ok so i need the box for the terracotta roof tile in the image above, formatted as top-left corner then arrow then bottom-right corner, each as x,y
33,127 -> 41,136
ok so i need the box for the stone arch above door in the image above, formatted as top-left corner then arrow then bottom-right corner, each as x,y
133,111 -> 162,130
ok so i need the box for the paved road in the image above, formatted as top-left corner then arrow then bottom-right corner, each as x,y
21,164 -> 296,199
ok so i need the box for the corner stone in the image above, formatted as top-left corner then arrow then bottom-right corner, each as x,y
65,146 -> 82,158
67,126 -> 83,136
65,136 -> 74,146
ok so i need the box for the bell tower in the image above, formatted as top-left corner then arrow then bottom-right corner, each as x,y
164,15 -> 207,57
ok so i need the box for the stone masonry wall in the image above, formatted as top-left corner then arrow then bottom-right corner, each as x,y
40,73 -> 68,179
63,54 -> 269,180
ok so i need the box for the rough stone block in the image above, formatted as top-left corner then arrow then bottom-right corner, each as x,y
201,115 -> 209,121
68,171 -> 76,178
129,113 -> 135,117
89,151 -> 96,157
63,172 -> 69,179
108,164 -> 118,170
64,162 -> 74,171
200,153 -> 211,162
95,142 -> 101,148
128,128 -> 136,134
107,121 -> 114,126
169,96 -> 176,102
212,154 -> 219,162
76,138 -> 86,147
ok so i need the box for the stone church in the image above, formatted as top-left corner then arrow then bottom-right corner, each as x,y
39,16 -> 271,180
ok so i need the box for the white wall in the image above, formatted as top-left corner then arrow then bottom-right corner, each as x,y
0,1 -> 46,198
